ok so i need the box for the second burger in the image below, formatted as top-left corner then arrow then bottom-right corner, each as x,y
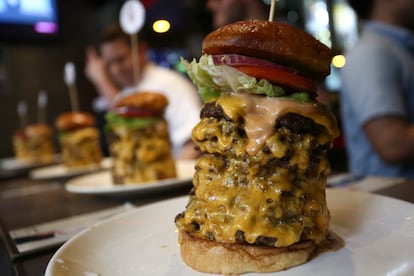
105,91 -> 177,184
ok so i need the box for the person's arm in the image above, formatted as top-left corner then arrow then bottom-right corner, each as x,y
84,47 -> 120,105
364,116 -> 414,164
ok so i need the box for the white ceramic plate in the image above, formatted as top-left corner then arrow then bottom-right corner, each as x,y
29,158 -> 112,180
0,155 -> 59,172
64,160 -> 195,196
46,189 -> 414,276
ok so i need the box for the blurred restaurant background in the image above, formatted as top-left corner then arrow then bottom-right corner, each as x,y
0,0 -> 358,173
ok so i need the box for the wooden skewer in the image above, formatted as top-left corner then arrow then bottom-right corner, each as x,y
268,0 -> 276,21
38,90 -> 47,123
17,101 -> 27,128
130,33 -> 140,86
64,62 -> 80,112
68,84 -> 79,112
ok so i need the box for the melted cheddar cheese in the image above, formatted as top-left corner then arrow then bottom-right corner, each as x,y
176,92 -> 339,247
13,135 -> 55,163
59,127 -> 102,168
109,119 -> 177,184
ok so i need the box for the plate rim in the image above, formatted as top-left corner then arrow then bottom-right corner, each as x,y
45,195 -> 188,276
64,160 -> 195,195
45,189 -> 414,275
29,157 -> 112,180
0,154 -> 60,172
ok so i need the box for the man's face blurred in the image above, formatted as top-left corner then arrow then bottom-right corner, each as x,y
100,39 -> 135,88
206,0 -> 247,28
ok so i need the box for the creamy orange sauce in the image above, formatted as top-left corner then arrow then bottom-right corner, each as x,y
217,92 -> 338,155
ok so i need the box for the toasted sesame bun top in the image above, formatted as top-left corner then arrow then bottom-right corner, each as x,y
202,20 -> 332,80
14,124 -> 54,138
55,111 -> 96,131
114,91 -> 169,112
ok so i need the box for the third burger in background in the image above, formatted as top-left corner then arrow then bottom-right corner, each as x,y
12,123 -> 55,164
175,19 -> 341,274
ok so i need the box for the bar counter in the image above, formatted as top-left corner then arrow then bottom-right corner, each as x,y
0,169 -> 413,276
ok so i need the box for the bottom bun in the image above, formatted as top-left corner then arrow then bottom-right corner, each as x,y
178,230 -> 315,275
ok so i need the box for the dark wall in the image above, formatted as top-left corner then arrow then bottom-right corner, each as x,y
0,0 -> 98,158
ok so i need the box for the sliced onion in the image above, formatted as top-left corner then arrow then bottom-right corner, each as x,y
212,54 -> 300,75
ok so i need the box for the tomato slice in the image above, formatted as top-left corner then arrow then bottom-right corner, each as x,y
211,54 -> 317,96
234,65 -> 317,96
115,106 -> 162,118
13,129 -> 27,139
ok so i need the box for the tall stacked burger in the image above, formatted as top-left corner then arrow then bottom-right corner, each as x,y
175,20 -> 341,274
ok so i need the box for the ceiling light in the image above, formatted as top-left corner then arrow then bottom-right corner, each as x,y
153,19 -> 170,33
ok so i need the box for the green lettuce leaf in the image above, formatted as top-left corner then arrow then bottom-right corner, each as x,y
105,112 -> 159,131
182,55 -> 288,102
287,92 -> 312,103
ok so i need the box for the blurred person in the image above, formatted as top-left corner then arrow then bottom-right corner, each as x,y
206,0 -> 268,28
85,24 -> 202,159
340,0 -> 414,178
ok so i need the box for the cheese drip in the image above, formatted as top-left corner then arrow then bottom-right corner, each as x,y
178,114 -> 333,247
59,127 -> 103,168
108,120 -> 177,184
176,92 -> 338,248
217,93 -> 338,155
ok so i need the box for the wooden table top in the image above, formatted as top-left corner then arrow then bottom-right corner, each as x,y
0,171 -> 413,276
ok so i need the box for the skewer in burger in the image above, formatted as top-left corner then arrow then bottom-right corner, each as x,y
12,124 -> 55,163
175,20 -> 341,274
105,91 -> 176,184
55,111 -> 103,168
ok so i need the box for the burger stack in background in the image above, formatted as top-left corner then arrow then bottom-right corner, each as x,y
9,90 -> 178,181
12,123 -> 55,164
11,97 -> 57,166
10,111 -> 103,170
105,91 -> 177,184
